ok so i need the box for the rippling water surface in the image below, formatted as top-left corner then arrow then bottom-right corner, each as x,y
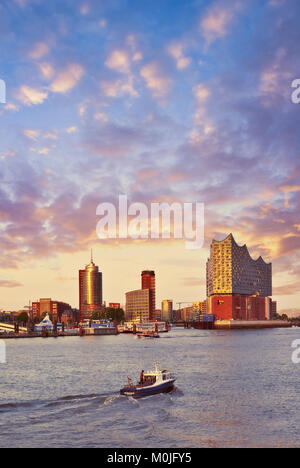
0,327 -> 299,448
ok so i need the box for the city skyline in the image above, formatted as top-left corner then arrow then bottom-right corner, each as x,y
0,232 -> 283,314
0,0 -> 300,317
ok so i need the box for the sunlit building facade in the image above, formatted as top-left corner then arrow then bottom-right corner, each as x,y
193,301 -> 207,314
141,270 -> 156,319
126,289 -> 150,322
79,255 -> 103,321
206,234 -> 273,320
207,233 -> 272,297
161,300 -> 173,322
32,298 -> 72,322
182,306 -> 195,322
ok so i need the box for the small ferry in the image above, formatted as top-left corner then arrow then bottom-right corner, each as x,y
120,363 -> 176,398
136,330 -> 159,338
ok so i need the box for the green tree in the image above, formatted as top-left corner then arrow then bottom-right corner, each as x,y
92,308 -> 124,323
17,312 -> 29,324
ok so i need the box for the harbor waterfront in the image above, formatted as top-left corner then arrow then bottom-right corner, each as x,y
0,327 -> 299,448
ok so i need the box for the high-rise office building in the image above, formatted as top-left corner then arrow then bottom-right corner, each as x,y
141,270 -> 156,319
206,234 -> 273,320
79,253 -> 103,321
161,300 -> 173,322
126,289 -> 150,322
125,270 -> 156,322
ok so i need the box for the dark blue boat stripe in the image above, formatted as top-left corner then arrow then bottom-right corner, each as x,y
120,380 -> 175,397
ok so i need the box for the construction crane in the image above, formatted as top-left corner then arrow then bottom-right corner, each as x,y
176,302 -> 194,310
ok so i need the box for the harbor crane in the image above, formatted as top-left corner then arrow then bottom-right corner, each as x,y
176,302 -> 194,310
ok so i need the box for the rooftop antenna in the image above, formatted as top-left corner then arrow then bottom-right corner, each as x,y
91,248 -> 93,263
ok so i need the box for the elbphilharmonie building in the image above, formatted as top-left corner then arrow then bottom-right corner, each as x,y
206,233 -> 272,298
206,234 -> 273,321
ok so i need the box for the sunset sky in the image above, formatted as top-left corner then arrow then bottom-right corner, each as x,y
0,0 -> 299,314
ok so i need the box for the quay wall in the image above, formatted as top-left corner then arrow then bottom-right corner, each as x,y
214,320 -> 292,330
0,327 -> 118,339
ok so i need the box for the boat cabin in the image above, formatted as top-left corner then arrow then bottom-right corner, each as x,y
140,368 -> 172,386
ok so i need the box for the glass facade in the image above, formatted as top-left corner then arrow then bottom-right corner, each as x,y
79,259 -> 103,321
206,233 -> 272,297
126,289 -> 150,322
141,270 -> 156,319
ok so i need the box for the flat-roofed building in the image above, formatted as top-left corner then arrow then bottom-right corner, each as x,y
271,300 -> 277,318
141,270 -> 156,320
32,298 -> 72,322
161,300 -> 173,322
193,301 -> 207,314
126,289 -> 151,322
182,306 -> 195,322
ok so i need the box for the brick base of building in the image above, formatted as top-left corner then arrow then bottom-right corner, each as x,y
207,295 -> 272,321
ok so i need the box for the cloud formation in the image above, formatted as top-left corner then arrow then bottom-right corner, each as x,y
200,1 -> 237,45
140,62 -> 172,98
16,86 -> 48,106
0,0 -> 300,310
0,280 -> 23,288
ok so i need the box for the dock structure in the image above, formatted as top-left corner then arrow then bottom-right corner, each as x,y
0,322 -> 27,334
214,320 -> 292,330
0,325 -> 118,339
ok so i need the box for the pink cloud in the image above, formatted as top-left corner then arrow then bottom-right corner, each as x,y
50,63 -> 84,94
200,1 -> 240,45
140,62 -> 172,98
16,85 -> 48,106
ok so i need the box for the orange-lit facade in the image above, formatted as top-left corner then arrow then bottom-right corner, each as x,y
141,270 -> 156,319
32,298 -> 72,322
207,295 -> 272,321
125,270 -> 156,322
161,300 -> 173,322
79,257 -> 103,321
126,289 -> 151,322
206,234 -> 273,321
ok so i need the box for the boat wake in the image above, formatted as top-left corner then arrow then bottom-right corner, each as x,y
0,385 -> 183,417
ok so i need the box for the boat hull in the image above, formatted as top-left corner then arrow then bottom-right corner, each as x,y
120,379 -> 175,398
136,333 -> 159,338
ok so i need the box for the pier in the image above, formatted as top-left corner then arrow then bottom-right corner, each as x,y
0,322 -> 118,339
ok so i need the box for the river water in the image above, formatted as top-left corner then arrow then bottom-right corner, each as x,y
0,327 -> 299,448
